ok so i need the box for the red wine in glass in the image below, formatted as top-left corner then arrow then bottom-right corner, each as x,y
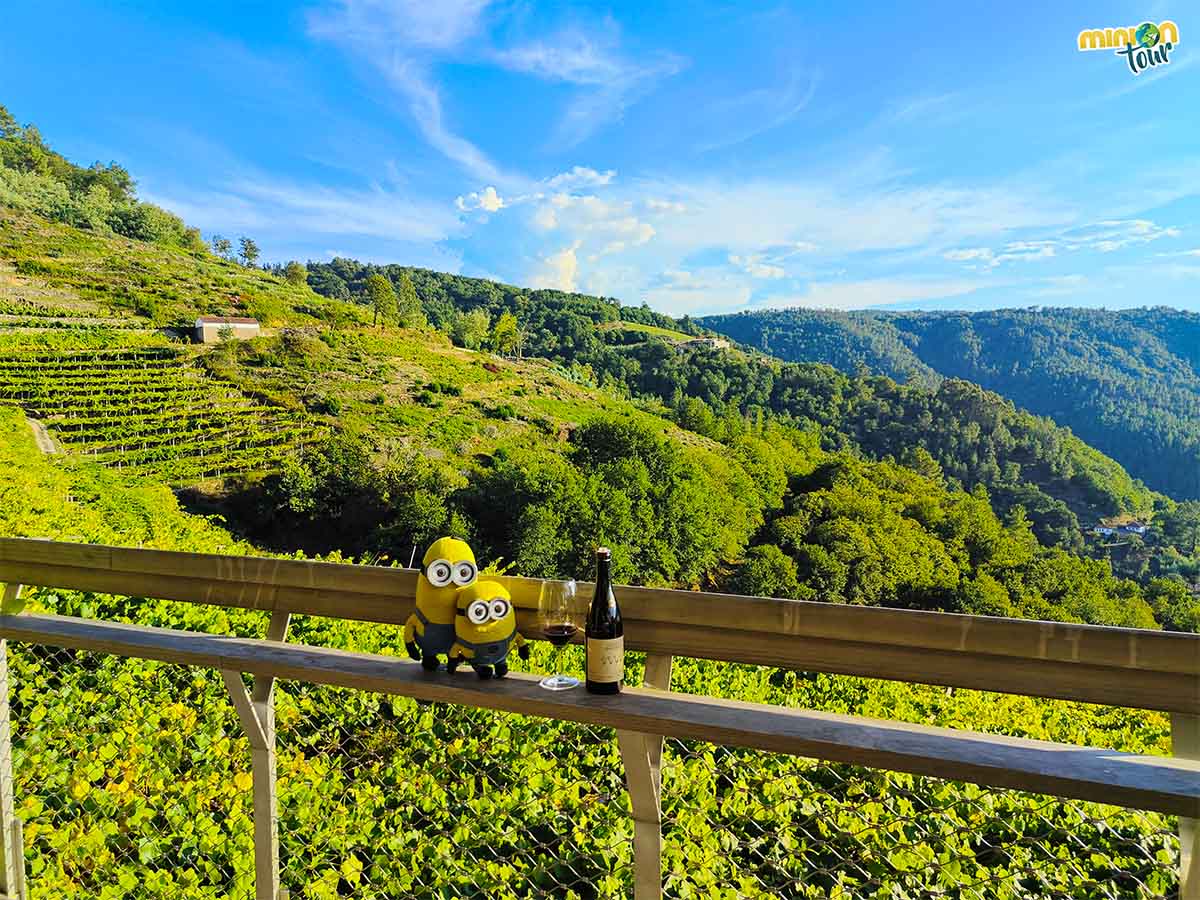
542,623 -> 577,647
539,581 -> 580,690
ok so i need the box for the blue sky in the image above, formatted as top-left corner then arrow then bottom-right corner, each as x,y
2,2 -> 1197,314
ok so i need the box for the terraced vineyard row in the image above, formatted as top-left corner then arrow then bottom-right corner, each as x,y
0,345 -> 323,482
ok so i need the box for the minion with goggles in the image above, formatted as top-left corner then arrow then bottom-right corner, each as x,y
405,537 -> 478,670
446,580 -> 529,679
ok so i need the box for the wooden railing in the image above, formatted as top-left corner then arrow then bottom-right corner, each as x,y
0,537 -> 1196,899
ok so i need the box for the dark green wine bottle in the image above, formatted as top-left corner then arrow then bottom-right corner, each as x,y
585,547 -> 624,694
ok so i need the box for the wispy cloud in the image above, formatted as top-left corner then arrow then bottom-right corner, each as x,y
943,219 -> 1181,268
695,69 -> 819,152
495,22 -> 685,148
151,176 -> 456,242
308,0 -> 506,182
729,253 -> 786,279
884,92 -> 960,124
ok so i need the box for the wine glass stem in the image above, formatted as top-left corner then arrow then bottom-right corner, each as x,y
553,644 -> 563,678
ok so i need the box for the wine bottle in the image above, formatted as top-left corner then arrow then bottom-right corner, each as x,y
585,547 -> 624,694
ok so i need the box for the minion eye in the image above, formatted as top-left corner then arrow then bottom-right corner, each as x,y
467,600 -> 490,625
489,598 -> 509,621
426,559 -> 453,587
452,561 -> 477,586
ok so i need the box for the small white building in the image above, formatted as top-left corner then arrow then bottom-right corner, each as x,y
194,316 -> 261,344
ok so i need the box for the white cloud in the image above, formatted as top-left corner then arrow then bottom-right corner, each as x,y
944,219 -> 1181,269
546,166 -> 616,190
529,193 -> 655,254
531,241 -> 583,291
944,247 -> 994,263
729,253 -> 786,279
456,185 -> 506,213
1070,219 -> 1181,252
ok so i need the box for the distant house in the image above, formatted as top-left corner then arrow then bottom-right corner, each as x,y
194,316 -> 261,344
679,337 -> 730,351
1092,515 -> 1149,537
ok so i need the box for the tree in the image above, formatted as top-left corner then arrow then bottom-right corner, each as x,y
238,236 -> 260,267
284,261 -> 308,287
490,311 -> 521,356
395,271 -> 426,328
211,235 -> 232,259
728,545 -> 802,599
367,273 -> 398,328
451,308 -> 491,349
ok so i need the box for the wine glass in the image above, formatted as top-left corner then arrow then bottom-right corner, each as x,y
538,580 -> 581,691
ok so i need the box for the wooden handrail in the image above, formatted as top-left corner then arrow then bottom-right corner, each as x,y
1,612 -> 1196,818
0,537 -> 1197,713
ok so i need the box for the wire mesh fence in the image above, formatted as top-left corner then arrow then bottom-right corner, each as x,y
1,591 -> 1185,899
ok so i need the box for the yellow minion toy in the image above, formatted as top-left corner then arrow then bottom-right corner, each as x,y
446,580 -> 529,679
404,537 -> 478,670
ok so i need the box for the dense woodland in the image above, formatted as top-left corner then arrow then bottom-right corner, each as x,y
704,307 -> 1200,501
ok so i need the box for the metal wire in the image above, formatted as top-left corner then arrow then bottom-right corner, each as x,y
3,597 -> 1182,899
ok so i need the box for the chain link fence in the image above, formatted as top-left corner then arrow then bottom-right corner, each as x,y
3,591 -> 1184,899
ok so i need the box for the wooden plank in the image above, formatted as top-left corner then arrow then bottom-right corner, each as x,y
2,538 -> 1195,677
0,561 -> 414,625
619,619 -> 1197,715
1175,713 -> 1199,900
2,613 -> 1197,818
0,556 -> 1195,712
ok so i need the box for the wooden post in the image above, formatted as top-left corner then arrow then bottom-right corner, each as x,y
0,584 -> 26,899
617,653 -> 672,900
222,610 -> 290,900
1175,712 -> 1199,900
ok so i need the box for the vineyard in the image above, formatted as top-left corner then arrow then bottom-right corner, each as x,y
0,343 -> 322,483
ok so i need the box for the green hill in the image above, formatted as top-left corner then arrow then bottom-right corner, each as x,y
702,307 -> 1200,501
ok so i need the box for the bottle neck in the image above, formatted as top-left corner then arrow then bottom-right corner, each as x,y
595,556 -> 611,591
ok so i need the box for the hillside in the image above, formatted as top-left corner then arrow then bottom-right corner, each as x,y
305,260 -> 1167,560
702,307 -> 1200,501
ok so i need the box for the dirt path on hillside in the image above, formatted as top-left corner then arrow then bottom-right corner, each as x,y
26,417 -> 59,454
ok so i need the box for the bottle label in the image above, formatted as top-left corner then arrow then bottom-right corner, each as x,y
586,636 -> 624,682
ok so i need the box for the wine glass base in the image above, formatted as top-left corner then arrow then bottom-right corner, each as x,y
539,673 -> 580,691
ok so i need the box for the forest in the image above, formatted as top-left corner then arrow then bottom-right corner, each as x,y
702,306 -> 1200,502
